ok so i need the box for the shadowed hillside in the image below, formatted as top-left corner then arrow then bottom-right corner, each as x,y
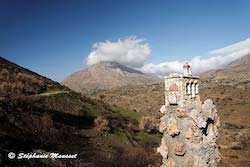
0,57 -> 161,167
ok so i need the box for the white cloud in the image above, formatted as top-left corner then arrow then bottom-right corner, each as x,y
210,38 -> 250,54
86,37 -> 250,77
86,36 -> 151,68
140,38 -> 250,77
141,61 -> 183,78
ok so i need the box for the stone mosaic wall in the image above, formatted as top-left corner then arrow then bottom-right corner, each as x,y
158,74 -> 220,167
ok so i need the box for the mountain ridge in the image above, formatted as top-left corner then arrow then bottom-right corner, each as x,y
62,61 -> 159,93
227,54 -> 250,68
200,54 -> 250,89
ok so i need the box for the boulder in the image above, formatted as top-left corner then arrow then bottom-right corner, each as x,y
167,118 -> 179,136
139,116 -> 159,133
94,116 -> 110,132
176,108 -> 187,118
157,138 -> 168,158
202,99 -> 217,120
174,141 -> 186,156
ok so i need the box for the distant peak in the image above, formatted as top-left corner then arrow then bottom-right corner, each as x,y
90,61 -> 143,74
227,54 -> 250,68
95,61 -> 121,67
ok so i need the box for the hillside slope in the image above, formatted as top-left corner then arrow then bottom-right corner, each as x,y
95,82 -> 164,115
62,61 -> 159,93
0,57 -> 67,98
228,54 -> 250,68
0,57 -> 161,167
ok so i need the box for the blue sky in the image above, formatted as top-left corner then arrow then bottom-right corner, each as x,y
1,0 -> 250,81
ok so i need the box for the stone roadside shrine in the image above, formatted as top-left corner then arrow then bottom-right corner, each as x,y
157,62 -> 220,167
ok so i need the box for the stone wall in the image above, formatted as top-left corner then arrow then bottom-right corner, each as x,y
157,73 -> 220,167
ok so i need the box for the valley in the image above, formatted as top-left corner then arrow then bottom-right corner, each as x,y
90,54 -> 250,167
0,54 -> 249,166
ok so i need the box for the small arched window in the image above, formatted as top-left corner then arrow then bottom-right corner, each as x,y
195,83 -> 199,94
191,83 -> 195,98
186,83 -> 191,95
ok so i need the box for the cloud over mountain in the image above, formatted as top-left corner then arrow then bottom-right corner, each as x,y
210,38 -> 250,54
86,36 -> 151,68
140,38 -> 250,77
86,37 -> 250,77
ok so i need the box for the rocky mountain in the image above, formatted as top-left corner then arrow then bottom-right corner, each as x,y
0,57 -> 161,167
62,61 -> 159,93
228,54 -> 250,68
200,54 -> 250,89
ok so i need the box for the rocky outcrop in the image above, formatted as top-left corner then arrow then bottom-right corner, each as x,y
139,115 -> 160,133
94,116 -> 111,132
